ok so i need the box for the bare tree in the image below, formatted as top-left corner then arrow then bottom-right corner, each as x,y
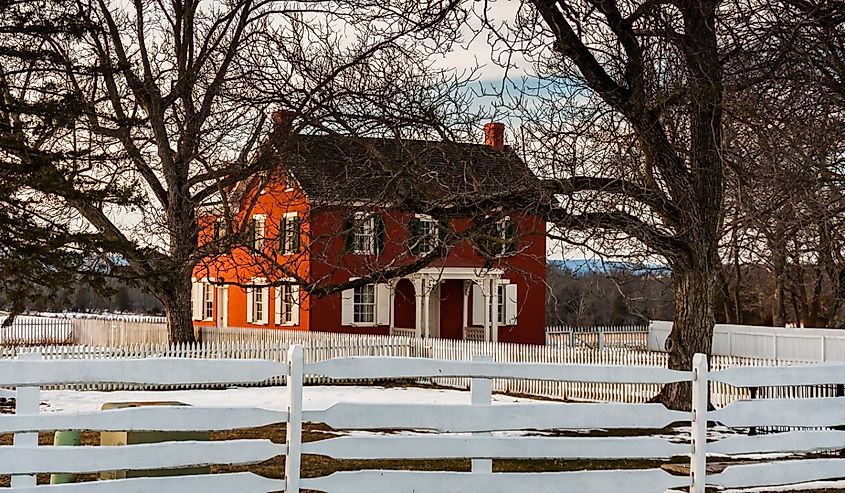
6,0 -> 465,341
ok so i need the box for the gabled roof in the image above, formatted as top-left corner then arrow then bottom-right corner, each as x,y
269,133 -> 541,207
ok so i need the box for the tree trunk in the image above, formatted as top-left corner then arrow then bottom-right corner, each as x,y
159,275 -> 197,343
656,264 -> 716,410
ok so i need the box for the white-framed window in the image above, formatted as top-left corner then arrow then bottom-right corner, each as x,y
203,283 -> 214,320
410,214 -> 440,255
471,280 -> 518,326
213,220 -> 226,240
280,212 -> 299,254
353,284 -> 376,324
191,277 -> 216,321
246,278 -> 269,325
275,283 -> 300,326
251,214 -> 266,250
350,213 -> 376,254
341,280 -> 390,326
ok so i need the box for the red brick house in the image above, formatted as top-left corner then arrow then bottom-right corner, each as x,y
192,122 -> 547,344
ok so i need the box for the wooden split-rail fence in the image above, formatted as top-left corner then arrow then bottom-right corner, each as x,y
5,347 -> 845,491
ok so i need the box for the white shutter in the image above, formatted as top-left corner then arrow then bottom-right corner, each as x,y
246,287 -> 254,324
260,287 -> 270,324
505,283 -> 518,326
376,283 -> 390,326
471,283 -> 484,326
341,288 -> 354,325
191,282 -> 203,321
290,284 -> 301,326
274,287 -> 282,325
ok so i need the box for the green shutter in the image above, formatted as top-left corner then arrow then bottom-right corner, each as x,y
292,216 -> 300,252
375,215 -> 385,254
279,217 -> 287,253
409,218 -> 421,255
438,219 -> 448,246
248,219 -> 256,249
343,216 -> 354,252
505,220 -> 517,254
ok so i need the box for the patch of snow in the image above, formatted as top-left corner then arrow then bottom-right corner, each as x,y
725,480 -> 845,492
39,385 -> 535,414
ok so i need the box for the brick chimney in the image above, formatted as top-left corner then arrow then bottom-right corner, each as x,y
271,109 -> 296,133
484,122 -> 505,151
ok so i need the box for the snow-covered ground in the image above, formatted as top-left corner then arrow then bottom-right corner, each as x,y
38,385 -> 532,414
4,385 -> 838,492
1,312 -> 165,323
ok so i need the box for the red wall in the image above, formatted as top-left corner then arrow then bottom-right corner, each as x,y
195,177 -> 547,344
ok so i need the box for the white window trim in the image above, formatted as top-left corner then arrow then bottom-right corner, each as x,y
413,213 -> 440,255
247,277 -> 269,325
341,277 -> 387,327
274,279 -> 300,326
351,212 -> 376,255
202,279 -> 215,321
252,214 -> 266,250
281,211 -> 298,255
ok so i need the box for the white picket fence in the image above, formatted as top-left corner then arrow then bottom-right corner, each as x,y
0,338 -> 830,407
545,325 -> 648,349
7,347 -> 845,492
649,320 -> 845,361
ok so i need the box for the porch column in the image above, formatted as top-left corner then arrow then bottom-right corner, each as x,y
422,278 -> 431,339
482,279 -> 491,342
388,280 -> 397,335
413,278 -> 424,339
462,281 -> 470,340
490,276 -> 499,344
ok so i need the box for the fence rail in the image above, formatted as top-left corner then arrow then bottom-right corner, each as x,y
0,337 -> 821,407
7,347 -> 845,492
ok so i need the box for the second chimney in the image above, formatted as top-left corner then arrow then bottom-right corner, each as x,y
271,109 -> 296,133
484,122 -> 505,151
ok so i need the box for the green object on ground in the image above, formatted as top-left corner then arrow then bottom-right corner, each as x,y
99,401 -> 210,480
50,429 -> 82,484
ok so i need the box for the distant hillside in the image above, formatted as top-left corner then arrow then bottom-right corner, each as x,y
549,259 -> 670,276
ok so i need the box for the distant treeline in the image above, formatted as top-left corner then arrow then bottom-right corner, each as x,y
0,279 -> 164,316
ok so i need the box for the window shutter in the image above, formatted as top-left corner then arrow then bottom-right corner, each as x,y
274,286 -> 282,324
260,287 -> 270,324
248,219 -> 256,249
340,288 -> 354,325
290,284 -> 300,325
505,220 -> 517,254
505,283 -> 518,325
279,217 -> 287,253
191,282 -> 203,321
246,287 -> 254,323
343,216 -> 354,252
471,283 -> 485,326
374,215 -> 385,254
409,218 -> 421,255
376,283 -> 390,325
291,216 -> 300,252
213,222 -> 220,241
438,219 -> 448,244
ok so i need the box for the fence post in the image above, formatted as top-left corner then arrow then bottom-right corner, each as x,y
569,331 -> 576,348
12,351 -> 41,488
285,344 -> 304,493
598,331 -> 605,351
690,353 -> 708,493
471,355 -> 493,474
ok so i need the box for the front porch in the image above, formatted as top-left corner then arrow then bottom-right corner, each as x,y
386,267 -> 504,342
